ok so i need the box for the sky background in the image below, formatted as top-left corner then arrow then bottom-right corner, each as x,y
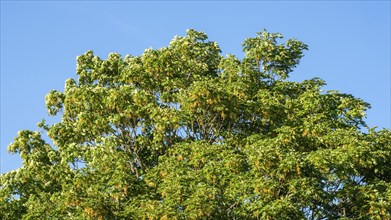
1,1 -> 390,173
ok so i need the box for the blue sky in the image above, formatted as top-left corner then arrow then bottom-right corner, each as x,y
1,1 -> 390,173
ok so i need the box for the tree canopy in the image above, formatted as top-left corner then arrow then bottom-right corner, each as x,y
1,29 -> 390,219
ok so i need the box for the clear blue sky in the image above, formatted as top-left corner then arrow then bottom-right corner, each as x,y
1,1 -> 390,173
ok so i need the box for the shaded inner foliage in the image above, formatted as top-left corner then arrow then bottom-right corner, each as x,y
1,29 -> 390,220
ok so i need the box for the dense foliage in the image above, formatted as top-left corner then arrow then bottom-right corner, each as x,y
1,29 -> 390,219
